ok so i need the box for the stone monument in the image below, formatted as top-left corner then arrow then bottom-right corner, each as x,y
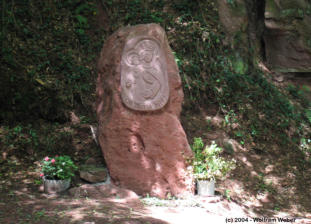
96,24 -> 194,198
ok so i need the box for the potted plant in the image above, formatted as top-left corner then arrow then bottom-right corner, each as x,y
40,155 -> 78,193
191,137 -> 235,196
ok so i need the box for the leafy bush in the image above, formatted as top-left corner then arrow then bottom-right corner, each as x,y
40,155 -> 77,180
191,137 -> 236,181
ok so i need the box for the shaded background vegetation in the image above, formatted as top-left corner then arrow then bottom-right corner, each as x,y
1,0 -> 310,160
1,0 -> 311,216
1,0 -> 100,123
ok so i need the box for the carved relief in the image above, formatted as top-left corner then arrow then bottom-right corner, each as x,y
121,37 -> 169,111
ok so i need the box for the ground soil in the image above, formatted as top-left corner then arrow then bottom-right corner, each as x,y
0,161 -> 310,224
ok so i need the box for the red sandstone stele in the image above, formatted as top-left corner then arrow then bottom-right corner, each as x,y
96,23 -> 194,198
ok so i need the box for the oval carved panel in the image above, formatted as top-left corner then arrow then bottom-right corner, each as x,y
121,36 -> 169,111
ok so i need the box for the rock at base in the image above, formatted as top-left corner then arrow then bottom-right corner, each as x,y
79,165 -> 108,183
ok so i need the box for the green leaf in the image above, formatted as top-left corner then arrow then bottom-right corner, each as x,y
77,29 -> 85,35
306,109 -> 311,124
75,15 -> 88,25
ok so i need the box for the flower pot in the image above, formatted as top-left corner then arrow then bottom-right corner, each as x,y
43,177 -> 71,193
197,179 -> 215,196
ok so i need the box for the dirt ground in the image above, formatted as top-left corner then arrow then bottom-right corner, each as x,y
0,163 -> 310,224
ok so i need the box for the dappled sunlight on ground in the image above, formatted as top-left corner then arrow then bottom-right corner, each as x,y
0,160 -> 311,223
181,110 -> 311,222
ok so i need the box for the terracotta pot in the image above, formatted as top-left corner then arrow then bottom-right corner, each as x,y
196,179 -> 215,196
43,177 -> 70,193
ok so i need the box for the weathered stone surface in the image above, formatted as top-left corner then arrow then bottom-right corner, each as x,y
218,0 -> 248,36
218,0 -> 266,64
217,0 -> 249,51
96,24 -> 194,198
264,0 -> 311,72
84,157 -> 99,165
218,0 -> 311,73
79,165 -> 107,183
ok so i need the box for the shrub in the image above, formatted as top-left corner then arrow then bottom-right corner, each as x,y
40,155 -> 77,180
191,137 -> 236,181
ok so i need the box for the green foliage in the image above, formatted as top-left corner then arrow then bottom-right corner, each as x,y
287,84 -> 311,108
3,124 -> 39,154
306,109 -> 311,124
34,179 -> 43,185
176,20 -> 309,146
1,0 -> 100,123
162,1 -> 310,151
280,8 -> 304,19
33,209 -> 46,221
1,0 -> 310,161
1,123 -> 73,159
192,137 -> 205,154
191,138 -> 236,180
38,124 -> 73,154
40,155 -> 77,180
106,0 -> 166,28
255,173 -> 275,194
224,189 -> 231,201
226,0 -> 237,7
233,57 -> 248,75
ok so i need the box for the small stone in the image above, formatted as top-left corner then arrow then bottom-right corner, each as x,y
273,74 -> 284,82
84,158 -> 99,166
79,166 -> 107,183
222,139 -> 235,154
200,195 -> 222,204
70,111 -> 80,124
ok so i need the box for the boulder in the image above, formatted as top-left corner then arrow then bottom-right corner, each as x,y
96,23 -> 194,198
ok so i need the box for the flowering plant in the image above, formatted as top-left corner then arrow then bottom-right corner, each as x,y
40,155 -> 78,180
191,137 -> 236,181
